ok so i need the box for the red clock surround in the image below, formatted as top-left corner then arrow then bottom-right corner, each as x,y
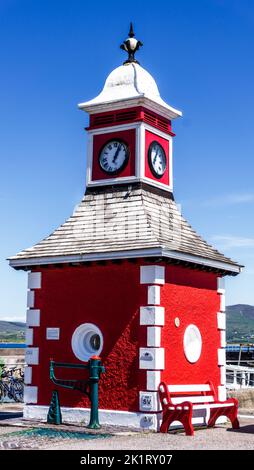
145,130 -> 170,186
92,129 -> 136,181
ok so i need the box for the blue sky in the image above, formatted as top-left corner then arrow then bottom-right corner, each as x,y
0,0 -> 253,321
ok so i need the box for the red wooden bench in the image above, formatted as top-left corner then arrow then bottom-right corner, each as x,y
158,381 -> 239,436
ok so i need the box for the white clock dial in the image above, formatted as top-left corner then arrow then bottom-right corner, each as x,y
148,141 -> 167,178
99,139 -> 129,174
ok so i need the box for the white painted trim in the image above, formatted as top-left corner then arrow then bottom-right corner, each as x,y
86,132 -> 93,187
147,326 -> 161,347
88,122 -> 140,136
139,391 -> 161,412
25,328 -> 33,346
142,124 -> 173,193
28,272 -> 41,289
23,405 -> 159,431
217,277 -> 225,294
24,366 -> 32,385
141,175 -> 173,193
220,366 -> 226,386
140,265 -> 165,285
26,309 -> 40,327
146,371 -> 161,391
24,386 -> 38,404
9,247 -> 242,273
87,175 -> 138,188
140,306 -> 165,326
218,385 -> 226,402
23,404 -> 216,429
25,347 -> 39,365
217,312 -> 226,330
135,123 -> 141,179
220,294 -> 226,312
147,285 -> 160,305
139,122 -> 145,179
143,122 -> 172,142
79,95 -> 182,121
169,134 -> 173,192
220,330 -> 226,348
218,348 -> 226,366
139,347 -> 165,370
27,291 -> 35,308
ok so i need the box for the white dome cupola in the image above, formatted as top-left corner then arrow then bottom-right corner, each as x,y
79,24 -> 181,120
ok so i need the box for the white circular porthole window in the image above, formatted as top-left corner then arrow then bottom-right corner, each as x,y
183,324 -> 202,364
71,323 -> 103,362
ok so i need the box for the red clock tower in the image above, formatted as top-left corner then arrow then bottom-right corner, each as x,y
9,25 -> 242,431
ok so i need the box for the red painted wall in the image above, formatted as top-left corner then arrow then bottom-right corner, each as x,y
30,262 -> 221,412
144,130 -> 170,186
160,266 -> 221,397
92,129 -> 136,180
32,262 -> 147,411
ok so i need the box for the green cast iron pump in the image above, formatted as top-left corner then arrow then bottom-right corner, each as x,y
48,356 -> 105,429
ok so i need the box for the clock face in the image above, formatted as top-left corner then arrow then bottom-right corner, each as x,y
148,141 -> 167,178
99,139 -> 129,174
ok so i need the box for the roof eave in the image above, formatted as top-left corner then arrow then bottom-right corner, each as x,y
8,247 -> 242,275
78,96 -> 182,120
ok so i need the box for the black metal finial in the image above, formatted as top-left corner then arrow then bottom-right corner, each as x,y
120,23 -> 143,65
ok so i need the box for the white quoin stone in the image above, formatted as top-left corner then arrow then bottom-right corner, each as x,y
147,285 -> 160,305
220,294 -> 226,312
139,391 -> 161,412
140,266 -> 165,285
24,366 -> 32,385
26,309 -> 40,327
147,326 -> 161,347
140,306 -> 165,326
25,328 -> 33,346
220,330 -> 226,348
27,291 -> 35,308
218,385 -> 227,402
24,386 -> 38,404
28,272 -> 41,289
25,347 -> 39,365
146,371 -> 161,391
217,277 -> 225,294
217,312 -> 226,330
220,366 -> 226,386
218,348 -> 226,366
139,347 -> 165,370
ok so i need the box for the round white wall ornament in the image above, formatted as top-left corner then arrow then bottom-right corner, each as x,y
71,323 -> 103,362
183,324 -> 202,363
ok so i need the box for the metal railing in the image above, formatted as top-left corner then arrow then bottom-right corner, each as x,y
226,364 -> 254,389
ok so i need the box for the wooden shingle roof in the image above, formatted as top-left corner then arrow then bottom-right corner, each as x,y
8,184 -> 242,274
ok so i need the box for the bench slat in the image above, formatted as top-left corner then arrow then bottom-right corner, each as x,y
172,395 -> 214,404
168,384 -> 211,393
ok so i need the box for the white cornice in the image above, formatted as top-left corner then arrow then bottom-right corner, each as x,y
8,247 -> 242,274
79,96 -> 182,121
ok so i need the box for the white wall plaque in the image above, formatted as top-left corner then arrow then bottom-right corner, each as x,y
139,391 -> 160,412
46,328 -> 60,340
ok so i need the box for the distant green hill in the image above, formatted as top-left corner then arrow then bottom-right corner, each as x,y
226,304 -> 254,343
0,321 -> 25,343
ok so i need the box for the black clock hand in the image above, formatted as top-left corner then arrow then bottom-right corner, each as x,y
153,149 -> 159,165
112,144 -> 122,163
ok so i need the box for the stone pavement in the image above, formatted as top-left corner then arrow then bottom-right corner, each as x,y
0,404 -> 254,450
